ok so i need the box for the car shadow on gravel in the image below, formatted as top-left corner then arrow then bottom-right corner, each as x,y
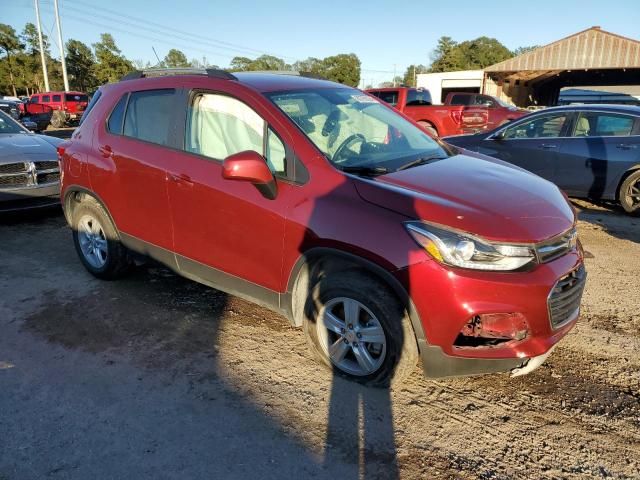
572,199 -> 640,244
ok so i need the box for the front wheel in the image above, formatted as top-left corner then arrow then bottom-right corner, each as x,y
303,271 -> 418,388
619,170 -> 640,214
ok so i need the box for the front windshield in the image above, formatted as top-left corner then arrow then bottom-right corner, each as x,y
266,88 -> 449,171
0,110 -> 27,134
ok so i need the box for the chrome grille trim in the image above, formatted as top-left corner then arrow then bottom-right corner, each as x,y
0,160 -> 59,189
535,227 -> 577,263
547,264 -> 586,330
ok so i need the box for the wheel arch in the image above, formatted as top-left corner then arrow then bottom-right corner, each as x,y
63,186 -> 118,232
284,247 -> 426,346
615,164 -> 640,201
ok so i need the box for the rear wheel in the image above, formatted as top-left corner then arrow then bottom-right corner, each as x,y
50,110 -> 66,128
619,170 -> 640,214
72,199 -> 132,279
303,271 -> 418,388
418,121 -> 438,137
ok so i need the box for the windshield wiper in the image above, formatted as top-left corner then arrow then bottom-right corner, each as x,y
396,155 -> 447,172
340,165 -> 389,177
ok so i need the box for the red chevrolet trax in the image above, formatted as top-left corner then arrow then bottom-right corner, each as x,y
58,69 -> 585,387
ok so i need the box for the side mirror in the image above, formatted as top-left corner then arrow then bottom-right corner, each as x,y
492,130 -> 506,141
222,150 -> 277,200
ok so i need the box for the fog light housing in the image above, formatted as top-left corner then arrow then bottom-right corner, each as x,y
454,313 -> 529,348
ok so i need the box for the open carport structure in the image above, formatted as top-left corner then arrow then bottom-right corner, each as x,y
483,27 -> 640,107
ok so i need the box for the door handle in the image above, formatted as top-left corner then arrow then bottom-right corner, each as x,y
539,144 -> 558,149
616,144 -> 637,150
98,144 -> 113,158
169,173 -> 194,186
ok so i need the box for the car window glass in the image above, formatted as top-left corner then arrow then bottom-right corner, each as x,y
52,95 -> 61,102
375,91 -> 399,107
42,95 -> 50,102
107,94 -> 128,134
79,90 -> 102,126
405,89 -> 431,106
123,89 -> 175,146
503,113 -> 568,139
266,128 -> 286,175
31,96 -> 39,103
186,93 -> 264,160
449,94 -> 471,105
573,112 -> 635,137
475,95 -> 495,107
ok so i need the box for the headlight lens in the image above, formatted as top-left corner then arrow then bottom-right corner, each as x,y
405,221 -> 535,271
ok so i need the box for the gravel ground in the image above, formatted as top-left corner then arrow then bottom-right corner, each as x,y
0,200 -> 638,479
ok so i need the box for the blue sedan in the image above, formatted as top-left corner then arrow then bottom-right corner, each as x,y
445,105 -> 640,214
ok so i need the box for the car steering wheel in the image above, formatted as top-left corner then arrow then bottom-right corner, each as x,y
332,134 -> 366,163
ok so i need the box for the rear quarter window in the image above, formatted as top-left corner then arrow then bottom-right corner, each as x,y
107,93 -> 128,134
79,90 -> 102,126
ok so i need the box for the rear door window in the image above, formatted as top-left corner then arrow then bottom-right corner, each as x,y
122,89 -> 176,146
42,95 -> 50,103
52,95 -> 61,102
405,89 -> 431,106
572,112 -> 636,137
449,94 -> 472,105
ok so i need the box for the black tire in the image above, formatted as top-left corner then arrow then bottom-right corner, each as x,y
303,270 -> 418,388
619,170 -> 640,215
71,198 -> 132,280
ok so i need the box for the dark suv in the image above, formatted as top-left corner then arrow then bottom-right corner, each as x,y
58,69 -> 585,387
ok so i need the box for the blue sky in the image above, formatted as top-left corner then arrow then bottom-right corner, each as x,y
6,0 -> 640,86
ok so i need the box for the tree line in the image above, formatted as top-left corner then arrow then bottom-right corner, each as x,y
1,21 -> 537,95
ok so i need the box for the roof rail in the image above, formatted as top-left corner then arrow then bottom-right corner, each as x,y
120,68 -> 237,82
239,70 -> 327,80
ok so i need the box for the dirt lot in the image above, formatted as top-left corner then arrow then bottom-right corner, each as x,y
1,200 -> 639,479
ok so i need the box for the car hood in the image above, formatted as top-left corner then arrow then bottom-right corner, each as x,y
0,133 -> 60,163
353,153 -> 575,243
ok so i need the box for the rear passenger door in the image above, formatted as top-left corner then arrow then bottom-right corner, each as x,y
557,111 -> 640,199
92,88 -> 178,252
167,88 -> 296,293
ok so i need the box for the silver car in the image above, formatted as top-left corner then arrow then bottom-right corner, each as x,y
0,110 -> 62,212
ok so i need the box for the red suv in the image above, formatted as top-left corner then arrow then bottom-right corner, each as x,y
30,91 -> 88,127
58,69 -> 585,387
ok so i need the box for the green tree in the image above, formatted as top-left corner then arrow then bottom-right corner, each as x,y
429,35 -> 513,72
229,56 -> 254,71
163,48 -> 189,68
66,39 -> 96,91
403,64 -> 428,87
318,53 -> 360,86
513,45 -> 540,56
92,33 -> 133,84
21,22 -> 49,56
293,57 -> 323,74
0,24 -> 24,96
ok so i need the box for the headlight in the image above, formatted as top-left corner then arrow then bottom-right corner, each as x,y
405,221 -> 535,271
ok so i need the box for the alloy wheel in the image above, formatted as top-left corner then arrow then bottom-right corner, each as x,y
316,297 -> 387,376
625,178 -> 640,211
77,214 -> 108,269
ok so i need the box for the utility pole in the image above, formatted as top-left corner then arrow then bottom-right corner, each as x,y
34,0 -> 50,91
53,0 -> 69,91
393,64 -> 397,87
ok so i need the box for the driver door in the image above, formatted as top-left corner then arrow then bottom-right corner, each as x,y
477,111 -> 572,181
167,91 -> 295,293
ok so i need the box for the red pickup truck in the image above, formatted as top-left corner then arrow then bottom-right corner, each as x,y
366,88 -> 527,137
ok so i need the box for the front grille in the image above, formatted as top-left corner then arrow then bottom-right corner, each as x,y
0,174 -> 30,187
37,172 -> 60,184
548,264 -> 586,329
0,160 -> 59,189
536,228 -> 577,263
35,161 -> 58,170
0,162 -> 27,174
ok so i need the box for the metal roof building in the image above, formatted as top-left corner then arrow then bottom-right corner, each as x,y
482,27 -> 640,107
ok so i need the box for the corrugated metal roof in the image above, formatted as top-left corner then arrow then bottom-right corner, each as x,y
485,27 -> 640,72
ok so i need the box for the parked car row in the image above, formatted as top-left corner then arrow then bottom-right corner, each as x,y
53,68 -> 586,387
366,87 -> 527,136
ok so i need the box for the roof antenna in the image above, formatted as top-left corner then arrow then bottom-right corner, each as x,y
152,46 -> 162,67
